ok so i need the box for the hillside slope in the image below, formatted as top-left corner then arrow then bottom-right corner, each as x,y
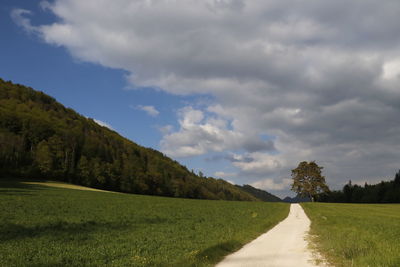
0,78 -> 257,201
236,184 -> 282,202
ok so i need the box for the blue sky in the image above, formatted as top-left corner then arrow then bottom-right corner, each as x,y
0,0 -> 234,185
1,0 -> 178,149
2,0 -> 400,197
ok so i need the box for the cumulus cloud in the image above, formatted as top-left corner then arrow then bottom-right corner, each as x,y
135,105 -> 160,117
160,106 -> 275,157
251,178 -> 292,191
13,0 -> 400,194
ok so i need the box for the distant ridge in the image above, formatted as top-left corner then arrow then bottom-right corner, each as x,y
236,184 -> 282,202
0,78 -> 258,201
282,195 -> 311,203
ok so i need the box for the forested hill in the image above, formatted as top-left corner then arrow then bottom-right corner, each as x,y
236,184 -> 282,202
0,78 -> 258,201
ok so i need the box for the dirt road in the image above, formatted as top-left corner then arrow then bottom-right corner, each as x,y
216,204 -> 324,267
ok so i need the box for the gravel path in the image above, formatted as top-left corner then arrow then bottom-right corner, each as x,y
216,204 -> 324,267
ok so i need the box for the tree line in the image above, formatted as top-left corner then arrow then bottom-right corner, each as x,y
317,170 -> 400,203
0,78 -> 258,201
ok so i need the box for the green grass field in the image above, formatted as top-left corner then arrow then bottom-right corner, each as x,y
302,203 -> 400,267
0,180 -> 289,267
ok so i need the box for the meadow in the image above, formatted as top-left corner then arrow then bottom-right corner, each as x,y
302,203 -> 400,267
0,179 -> 289,266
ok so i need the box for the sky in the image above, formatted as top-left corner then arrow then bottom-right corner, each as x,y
1,0 -> 400,198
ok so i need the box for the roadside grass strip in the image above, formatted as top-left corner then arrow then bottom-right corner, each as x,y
302,203 -> 400,267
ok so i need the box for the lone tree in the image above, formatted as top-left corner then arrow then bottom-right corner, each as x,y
291,161 -> 329,202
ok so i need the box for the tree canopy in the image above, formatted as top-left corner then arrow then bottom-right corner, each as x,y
291,161 -> 329,202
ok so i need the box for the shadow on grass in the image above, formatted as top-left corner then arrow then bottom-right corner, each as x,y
0,220 -> 131,242
175,240 -> 242,266
1,216 -> 172,243
196,240 -> 242,262
0,179 -> 46,196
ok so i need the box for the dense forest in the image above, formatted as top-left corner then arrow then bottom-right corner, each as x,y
0,78 -> 260,201
236,184 -> 282,202
317,170 -> 400,203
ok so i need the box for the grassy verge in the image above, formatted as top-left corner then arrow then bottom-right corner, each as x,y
302,203 -> 400,267
0,179 -> 289,266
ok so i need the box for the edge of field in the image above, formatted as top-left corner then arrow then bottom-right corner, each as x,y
20,180 -> 119,193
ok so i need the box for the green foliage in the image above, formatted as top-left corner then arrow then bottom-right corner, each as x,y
302,203 -> 400,267
291,161 -> 329,201
35,140 -> 53,174
236,184 -> 282,202
0,180 -> 290,266
0,78 -> 257,201
317,170 -> 400,203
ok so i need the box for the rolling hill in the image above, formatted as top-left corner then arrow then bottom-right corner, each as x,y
0,78 -> 260,201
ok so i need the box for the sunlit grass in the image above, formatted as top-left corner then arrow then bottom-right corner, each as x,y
302,203 -> 400,267
0,179 -> 289,266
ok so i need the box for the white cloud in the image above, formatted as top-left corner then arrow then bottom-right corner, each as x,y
160,106 -> 274,157
136,105 -> 160,117
93,119 -> 114,130
10,9 -> 38,33
232,153 -> 283,175
250,178 -> 292,191
13,0 -> 400,192
158,125 -> 173,135
383,59 -> 400,80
